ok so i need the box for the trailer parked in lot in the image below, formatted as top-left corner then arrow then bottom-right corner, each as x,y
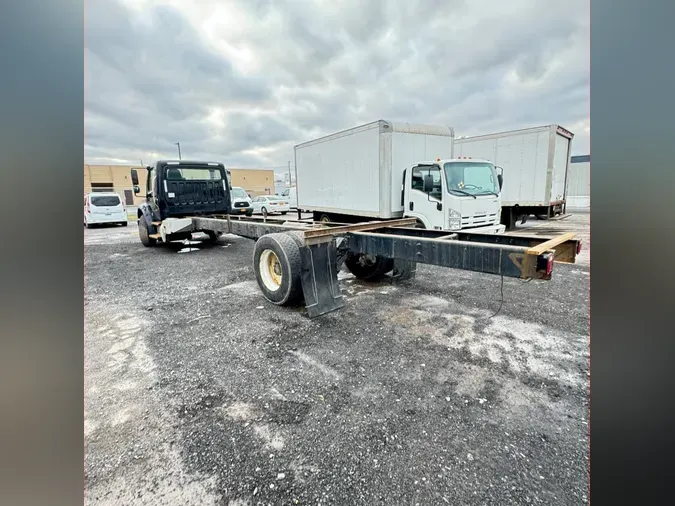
131,161 -> 582,317
455,125 -> 574,230
294,120 -> 506,234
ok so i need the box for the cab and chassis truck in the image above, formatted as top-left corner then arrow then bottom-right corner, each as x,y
131,161 -> 582,318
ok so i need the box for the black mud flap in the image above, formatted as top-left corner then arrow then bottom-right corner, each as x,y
299,240 -> 345,318
390,259 -> 417,283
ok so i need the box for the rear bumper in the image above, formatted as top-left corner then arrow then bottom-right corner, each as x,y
85,213 -> 128,224
230,206 -> 253,215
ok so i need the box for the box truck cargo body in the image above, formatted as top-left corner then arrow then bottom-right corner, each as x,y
294,120 -> 505,234
455,125 -> 574,229
295,120 -> 455,219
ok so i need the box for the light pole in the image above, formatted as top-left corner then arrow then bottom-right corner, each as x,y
174,142 -> 181,160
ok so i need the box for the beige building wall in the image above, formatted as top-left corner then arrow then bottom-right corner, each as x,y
228,169 -> 275,197
84,164 -> 147,206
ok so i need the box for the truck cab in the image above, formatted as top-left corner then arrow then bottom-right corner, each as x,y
131,160 -> 231,219
403,157 -> 505,233
131,160 -> 232,246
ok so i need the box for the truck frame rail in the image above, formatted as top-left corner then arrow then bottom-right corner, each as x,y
152,215 -> 582,318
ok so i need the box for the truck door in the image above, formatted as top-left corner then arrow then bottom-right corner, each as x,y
405,164 -> 445,229
146,166 -> 161,218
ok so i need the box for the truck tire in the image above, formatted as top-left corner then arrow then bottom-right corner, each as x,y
138,218 -> 157,247
344,253 -> 394,281
501,209 -> 517,231
320,214 -> 331,223
245,209 -> 253,217
205,230 -> 221,243
285,231 -> 306,249
253,233 -> 304,306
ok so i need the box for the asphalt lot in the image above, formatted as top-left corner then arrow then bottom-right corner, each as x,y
84,211 -> 589,505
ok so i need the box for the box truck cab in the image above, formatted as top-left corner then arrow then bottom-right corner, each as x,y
404,157 -> 504,232
280,187 -> 297,210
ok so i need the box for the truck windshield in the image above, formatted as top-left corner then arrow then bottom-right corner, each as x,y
443,162 -> 498,196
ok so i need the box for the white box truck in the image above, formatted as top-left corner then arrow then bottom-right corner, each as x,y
294,120 -> 506,234
455,124 -> 574,230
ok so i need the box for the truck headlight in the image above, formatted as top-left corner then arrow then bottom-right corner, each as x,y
448,209 -> 461,230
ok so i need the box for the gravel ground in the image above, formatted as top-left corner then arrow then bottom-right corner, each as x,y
84,212 -> 590,505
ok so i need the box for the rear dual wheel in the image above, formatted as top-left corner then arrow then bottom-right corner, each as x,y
344,253 -> 394,281
253,233 -> 304,306
205,230 -> 221,243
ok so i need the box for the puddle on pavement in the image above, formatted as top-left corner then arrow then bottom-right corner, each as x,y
173,238 -> 206,254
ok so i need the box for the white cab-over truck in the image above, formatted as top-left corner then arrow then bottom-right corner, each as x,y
294,120 -> 506,234
455,124 -> 574,230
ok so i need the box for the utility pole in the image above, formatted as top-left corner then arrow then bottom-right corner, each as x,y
174,142 -> 182,160
288,160 -> 292,188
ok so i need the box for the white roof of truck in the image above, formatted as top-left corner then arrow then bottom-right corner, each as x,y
295,120 -> 455,149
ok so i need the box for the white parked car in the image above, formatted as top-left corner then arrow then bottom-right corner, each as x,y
251,195 -> 290,217
280,187 -> 297,209
84,192 -> 128,228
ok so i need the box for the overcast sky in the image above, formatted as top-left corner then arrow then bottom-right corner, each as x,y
85,0 -> 589,179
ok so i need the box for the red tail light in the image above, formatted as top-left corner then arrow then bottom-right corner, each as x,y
545,253 -> 554,276
536,253 -> 554,277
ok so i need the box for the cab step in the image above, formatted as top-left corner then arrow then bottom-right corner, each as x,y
149,233 -> 162,239
152,221 -> 162,226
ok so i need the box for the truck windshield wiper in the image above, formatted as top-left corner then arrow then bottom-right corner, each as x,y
476,190 -> 499,197
449,189 -> 477,199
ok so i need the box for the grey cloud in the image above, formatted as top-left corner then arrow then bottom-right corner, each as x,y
85,0 -> 589,166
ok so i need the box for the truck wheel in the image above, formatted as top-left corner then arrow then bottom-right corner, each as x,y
320,214 -> 331,223
502,209 -> 517,231
138,218 -> 157,247
344,253 -> 394,281
253,233 -> 304,306
205,230 -> 221,243
246,210 -> 253,217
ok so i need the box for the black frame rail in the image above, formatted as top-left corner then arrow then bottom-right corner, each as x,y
189,215 -> 581,317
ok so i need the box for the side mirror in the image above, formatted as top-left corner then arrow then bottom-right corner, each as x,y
497,174 -> 503,190
133,185 -> 140,194
423,174 -> 434,193
130,169 -> 139,185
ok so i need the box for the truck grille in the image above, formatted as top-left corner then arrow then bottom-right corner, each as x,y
461,213 -> 499,228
